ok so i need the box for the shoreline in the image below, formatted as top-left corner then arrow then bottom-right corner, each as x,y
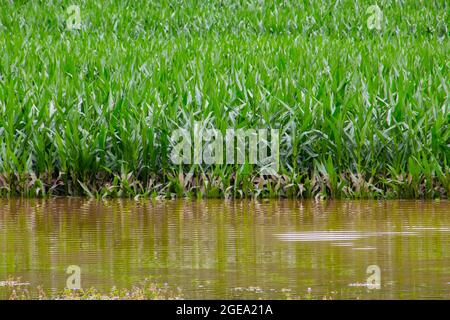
0,172 -> 447,199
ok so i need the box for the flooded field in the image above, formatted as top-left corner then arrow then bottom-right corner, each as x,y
0,199 -> 449,299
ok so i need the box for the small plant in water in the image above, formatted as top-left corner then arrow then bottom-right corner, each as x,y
4,278 -> 183,300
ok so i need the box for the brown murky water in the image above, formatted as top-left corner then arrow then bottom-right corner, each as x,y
0,199 -> 449,299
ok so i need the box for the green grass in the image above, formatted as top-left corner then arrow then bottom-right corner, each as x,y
0,0 -> 448,199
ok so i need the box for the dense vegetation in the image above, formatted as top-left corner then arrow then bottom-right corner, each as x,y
0,0 -> 448,198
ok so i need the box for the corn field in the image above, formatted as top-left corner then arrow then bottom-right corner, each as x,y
0,0 -> 448,198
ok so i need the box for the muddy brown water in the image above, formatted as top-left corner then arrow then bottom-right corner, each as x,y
0,199 -> 449,299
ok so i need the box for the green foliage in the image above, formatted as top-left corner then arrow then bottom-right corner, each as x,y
0,0 -> 448,198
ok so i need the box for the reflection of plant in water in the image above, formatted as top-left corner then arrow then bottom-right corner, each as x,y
4,278 -> 183,300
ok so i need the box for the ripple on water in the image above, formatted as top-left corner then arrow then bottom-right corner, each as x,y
407,226 -> 450,232
330,242 -> 354,247
274,231 -> 365,242
275,231 -> 417,242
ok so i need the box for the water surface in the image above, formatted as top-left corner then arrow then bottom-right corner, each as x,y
0,199 -> 449,299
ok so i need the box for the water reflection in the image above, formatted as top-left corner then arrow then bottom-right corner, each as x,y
0,199 -> 449,299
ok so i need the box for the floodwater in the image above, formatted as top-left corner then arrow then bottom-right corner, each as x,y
0,199 -> 449,299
